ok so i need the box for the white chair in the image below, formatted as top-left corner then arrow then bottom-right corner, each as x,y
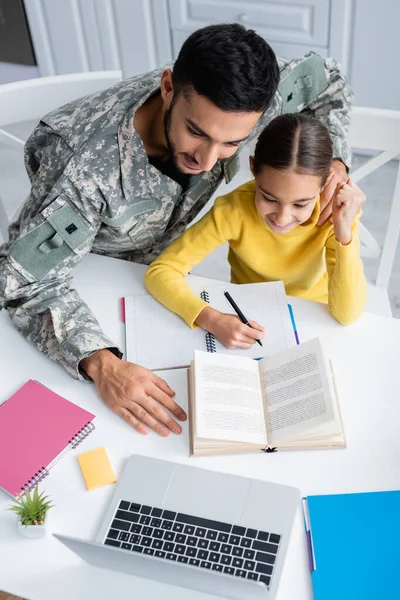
348,107 -> 400,317
0,70 -> 122,241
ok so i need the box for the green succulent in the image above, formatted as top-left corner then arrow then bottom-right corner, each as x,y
9,487 -> 54,527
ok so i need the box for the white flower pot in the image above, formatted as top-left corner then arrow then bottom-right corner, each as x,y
16,517 -> 47,538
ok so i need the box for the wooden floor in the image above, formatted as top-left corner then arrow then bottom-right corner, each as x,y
0,592 -> 24,600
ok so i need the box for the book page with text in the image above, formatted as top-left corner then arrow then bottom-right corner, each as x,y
259,338 -> 335,443
194,351 -> 268,445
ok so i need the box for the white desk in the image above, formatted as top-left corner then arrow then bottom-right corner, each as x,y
1,253 -> 400,600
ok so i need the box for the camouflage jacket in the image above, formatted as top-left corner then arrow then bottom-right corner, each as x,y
0,53 -> 353,380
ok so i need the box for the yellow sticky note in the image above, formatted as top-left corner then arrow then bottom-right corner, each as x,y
78,447 -> 117,491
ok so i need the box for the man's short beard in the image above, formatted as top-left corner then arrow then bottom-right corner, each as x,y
163,98 -> 187,175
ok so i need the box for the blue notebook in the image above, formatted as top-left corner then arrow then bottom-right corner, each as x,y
303,490 -> 400,600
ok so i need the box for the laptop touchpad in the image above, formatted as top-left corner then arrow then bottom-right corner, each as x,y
163,464 -> 249,524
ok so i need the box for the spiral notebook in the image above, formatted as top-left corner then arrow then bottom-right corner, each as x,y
124,281 -> 297,370
0,380 -> 96,499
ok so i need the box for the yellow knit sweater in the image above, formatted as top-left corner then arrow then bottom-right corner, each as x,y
145,180 -> 366,327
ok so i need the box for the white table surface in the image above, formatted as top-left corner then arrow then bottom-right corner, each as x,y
1,253 -> 399,600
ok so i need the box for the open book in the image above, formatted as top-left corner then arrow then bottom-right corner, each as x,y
188,338 -> 345,456
124,281 -> 297,370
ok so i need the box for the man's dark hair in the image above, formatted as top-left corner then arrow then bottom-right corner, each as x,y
172,23 -> 279,113
253,113 -> 333,186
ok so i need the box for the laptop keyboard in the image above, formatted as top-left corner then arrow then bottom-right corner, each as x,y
104,500 -> 282,588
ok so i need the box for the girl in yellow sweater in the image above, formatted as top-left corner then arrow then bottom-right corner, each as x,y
145,113 -> 366,349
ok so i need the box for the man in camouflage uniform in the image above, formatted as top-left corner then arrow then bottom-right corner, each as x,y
0,24 -> 353,437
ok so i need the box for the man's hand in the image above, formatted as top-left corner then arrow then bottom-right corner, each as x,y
332,178 -> 366,245
80,349 -> 187,436
196,306 -> 264,349
318,159 -> 349,226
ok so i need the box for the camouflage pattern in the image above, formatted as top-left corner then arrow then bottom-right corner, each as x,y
0,52 -> 354,380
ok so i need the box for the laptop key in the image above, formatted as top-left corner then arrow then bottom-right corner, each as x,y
221,555 -> 232,565
224,566 -> 235,575
253,540 -> 279,554
175,544 -> 186,555
187,536 -> 197,547
247,572 -> 259,581
244,549 -> 255,560
232,547 -> 243,557
189,558 -> 200,567
186,547 -> 197,557
152,539 -> 163,549
221,544 -> 231,554
111,519 -> 130,531
121,543 -> 132,550
218,532 -> 229,543
163,542 -> 175,552
177,513 -> 231,533
197,550 -> 209,560
209,541 -> 221,552
130,524 -> 142,534
105,539 -> 120,547
201,561 -> 212,569
257,531 -> 269,541
229,535 -> 240,545
206,530 -> 218,540
108,529 -> 119,540
164,531 -> 175,541
118,531 -> 130,542
256,562 -> 273,575
155,550 -> 166,558
269,534 -> 281,545
151,507 -> 162,517
153,529 -> 163,539
259,575 -> 271,586
150,518 -> 161,528
175,534 -> 186,544
173,522 -> 184,533
162,510 -> 176,520
197,539 -> 208,549
144,548 -> 154,555
177,556 -> 189,564
240,537 -> 252,548
130,534 -> 141,544
235,569 -> 247,578
232,526 -> 246,536
184,525 -> 195,535
195,527 -> 206,538
166,553 -> 177,561
246,529 -> 257,539
119,501 -> 130,510
141,505 -> 152,515
244,560 -> 255,571
142,527 -> 153,537
116,510 -> 139,523
141,537 -> 152,547
161,520 -> 173,530
129,503 -> 141,512
232,558 -> 243,568
256,551 -> 276,565
140,516 -> 151,525
132,544 -> 143,553
209,552 -> 220,563
212,564 -> 223,572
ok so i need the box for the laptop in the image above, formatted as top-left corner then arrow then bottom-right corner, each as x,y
54,455 -> 300,600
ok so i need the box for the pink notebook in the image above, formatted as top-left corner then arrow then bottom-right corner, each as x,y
0,380 -> 96,498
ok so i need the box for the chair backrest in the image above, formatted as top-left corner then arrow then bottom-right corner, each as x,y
348,107 -> 400,288
0,71 -> 122,240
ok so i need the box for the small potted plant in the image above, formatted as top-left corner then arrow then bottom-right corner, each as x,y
9,487 -> 54,538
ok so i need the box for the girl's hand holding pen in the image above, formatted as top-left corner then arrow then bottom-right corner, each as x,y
196,306 -> 264,349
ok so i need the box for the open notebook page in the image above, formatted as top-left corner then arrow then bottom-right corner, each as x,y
125,280 -> 296,370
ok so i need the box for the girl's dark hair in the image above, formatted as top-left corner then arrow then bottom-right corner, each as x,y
253,113 -> 333,185
172,24 -> 279,113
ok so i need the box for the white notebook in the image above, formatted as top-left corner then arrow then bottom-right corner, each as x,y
124,281 -> 297,371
